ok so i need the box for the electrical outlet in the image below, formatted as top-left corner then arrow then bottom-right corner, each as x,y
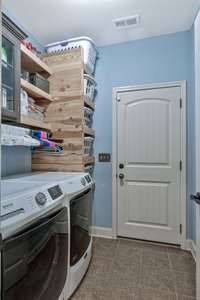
99,153 -> 111,162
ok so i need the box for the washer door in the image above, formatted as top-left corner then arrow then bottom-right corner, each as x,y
1,207 -> 68,300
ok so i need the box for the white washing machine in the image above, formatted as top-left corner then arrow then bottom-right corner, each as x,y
6,172 -> 94,299
1,176 -> 68,300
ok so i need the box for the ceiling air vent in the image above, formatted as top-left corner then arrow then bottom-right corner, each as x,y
113,15 -> 140,30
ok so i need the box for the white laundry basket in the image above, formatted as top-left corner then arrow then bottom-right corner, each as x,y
84,74 -> 96,101
84,137 -> 94,155
83,107 -> 93,128
46,36 -> 98,75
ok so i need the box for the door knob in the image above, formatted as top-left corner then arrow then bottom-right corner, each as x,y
119,173 -> 124,180
190,193 -> 200,205
119,163 -> 124,169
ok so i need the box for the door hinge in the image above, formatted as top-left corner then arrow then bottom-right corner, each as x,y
180,160 -> 182,171
180,224 -> 182,234
180,98 -> 182,108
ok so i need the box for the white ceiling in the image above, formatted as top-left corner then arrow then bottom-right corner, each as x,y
2,0 -> 200,47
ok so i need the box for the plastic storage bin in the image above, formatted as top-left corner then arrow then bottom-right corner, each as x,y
84,137 -> 94,155
83,107 -> 93,128
84,74 -> 96,101
46,36 -> 98,75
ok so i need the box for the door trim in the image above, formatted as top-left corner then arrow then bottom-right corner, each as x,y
195,12 -> 200,221
112,81 -> 187,249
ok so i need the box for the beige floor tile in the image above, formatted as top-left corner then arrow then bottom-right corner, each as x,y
137,241 -> 169,253
177,295 -> 196,300
142,249 -> 170,269
93,238 -> 119,259
174,271 -> 196,297
140,264 -> 176,293
134,287 -> 177,300
88,255 -> 114,275
168,248 -> 196,274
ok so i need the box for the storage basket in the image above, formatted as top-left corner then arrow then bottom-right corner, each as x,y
84,74 -> 96,101
83,107 -> 93,128
84,137 -> 94,155
46,36 -> 98,75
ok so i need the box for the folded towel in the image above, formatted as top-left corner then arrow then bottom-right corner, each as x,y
31,130 -> 63,153
32,130 -> 48,140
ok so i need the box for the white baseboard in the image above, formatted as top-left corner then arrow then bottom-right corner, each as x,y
186,239 -> 197,261
91,226 -> 113,239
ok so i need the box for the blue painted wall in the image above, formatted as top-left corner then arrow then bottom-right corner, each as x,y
93,30 -> 196,241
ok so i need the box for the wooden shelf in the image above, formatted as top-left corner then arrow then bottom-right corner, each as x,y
21,78 -> 52,102
20,115 -> 51,130
32,154 -> 95,172
83,155 -> 95,165
21,44 -> 52,78
32,163 -> 91,172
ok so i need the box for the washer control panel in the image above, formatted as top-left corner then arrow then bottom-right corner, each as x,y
35,192 -> 47,206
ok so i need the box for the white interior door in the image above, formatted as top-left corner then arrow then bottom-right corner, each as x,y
117,85 -> 182,244
194,11 -> 200,300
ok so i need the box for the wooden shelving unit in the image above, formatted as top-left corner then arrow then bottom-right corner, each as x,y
20,45 -> 53,130
20,115 -> 51,131
21,44 -> 52,78
32,48 -> 96,172
21,78 -> 52,102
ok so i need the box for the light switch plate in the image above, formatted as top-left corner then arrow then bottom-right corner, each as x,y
99,153 -> 111,162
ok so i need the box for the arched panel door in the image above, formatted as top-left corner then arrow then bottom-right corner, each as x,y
117,86 -> 181,244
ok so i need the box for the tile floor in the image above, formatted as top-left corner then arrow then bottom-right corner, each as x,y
71,237 -> 196,300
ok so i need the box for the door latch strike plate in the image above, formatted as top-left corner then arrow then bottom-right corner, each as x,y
180,224 -> 182,234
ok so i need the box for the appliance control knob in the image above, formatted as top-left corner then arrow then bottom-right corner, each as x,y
80,178 -> 86,186
35,192 -> 47,206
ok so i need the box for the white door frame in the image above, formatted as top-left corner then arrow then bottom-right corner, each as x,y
194,12 -> 200,300
112,81 -> 187,249
195,10 -> 200,200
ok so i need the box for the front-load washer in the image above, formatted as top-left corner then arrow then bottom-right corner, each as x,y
1,176 -> 68,300
8,172 -> 94,299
